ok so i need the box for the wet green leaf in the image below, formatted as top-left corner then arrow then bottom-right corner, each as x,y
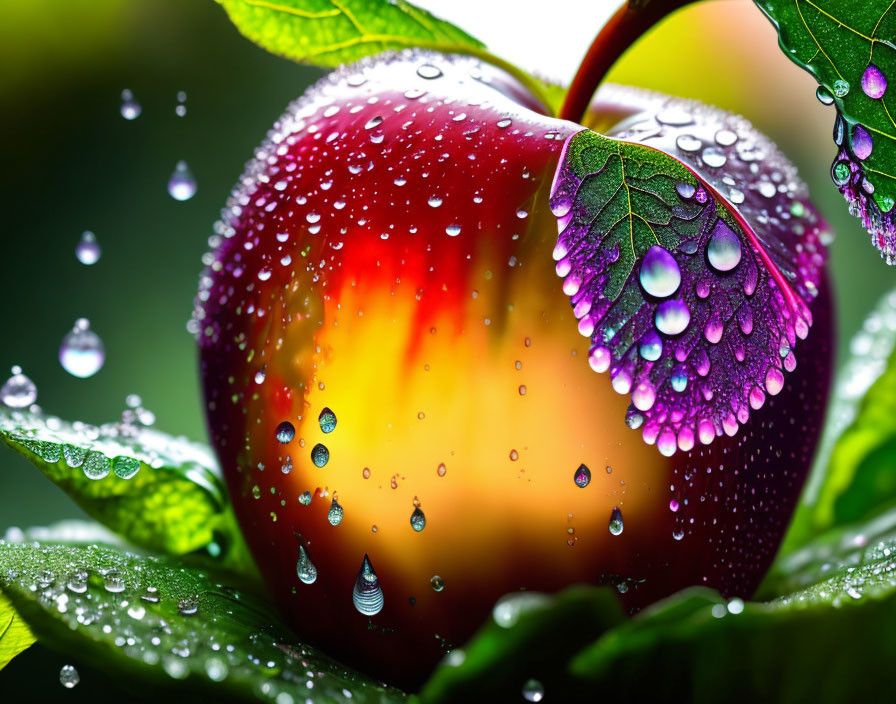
0,408 -> 249,566
0,592 -> 35,671
0,539 -> 405,702
781,287 -> 896,553
757,0 -> 896,262
216,0 -> 482,66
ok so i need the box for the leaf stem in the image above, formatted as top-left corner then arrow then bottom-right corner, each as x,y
559,0 -> 698,124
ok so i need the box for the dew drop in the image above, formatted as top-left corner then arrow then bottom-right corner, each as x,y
815,85 -> 834,105
167,161 -> 197,201
573,463 -> 591,488
702,146 -> 727,168
275,421 -> 295,444
353,554 -> 383,615
675,134 -> 701,152
862,64 -> 887,99
639,330 -> 663,361
833,79 -> 850,98
445,224 -> 461,237
75,231 -> 101,265
311,443 -> 330,467
59,665 -> 80,689
1,366 -> 37,408
178,597 -> 198,615
639,246 -> 680,298
715,129 -> 737,146
655,299 -> 691,336
319,407 -> 337,433
608,506 -> 624,536
254,365 -> 267,384
297,545 -> 317,584
59,319 -> 105,378
852,124 -> 873,160
706,219 -> 742,272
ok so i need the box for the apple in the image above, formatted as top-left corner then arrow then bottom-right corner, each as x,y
195,50 -> 832,688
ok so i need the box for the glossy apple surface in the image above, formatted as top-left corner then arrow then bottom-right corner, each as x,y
195,51 -> 833,687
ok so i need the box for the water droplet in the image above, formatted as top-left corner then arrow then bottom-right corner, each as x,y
437,462 -> 447,477
59,665 -> 80,689
632,381 -> 656,411
410,506 -> 426,531
254,365 -> 266,384
608,506 -> 624,536
175,90 -> 187,117
706,219 -> 742,272
852,124 -> 873,160
319,407 -> 337,433
276,421 -> 295,444
815,85 -> 835,105
655,299 -> 690,336
59,319 -> 105,378
833,79 -> 850,98
82,451 -> 110,480
574,463 -> 591,488
178,597 -> 198,615
416,64 -> 442,79
430,575 -> 445,592
522,678 -> 544,702
639,246 -> 680,298
428,196 -> 442,208
832,159 -> 851,186
327,497 -> 343,525
167,161 -> 197,201
702,146 -> 727,168
120,89 -> 141,120
862,64 -> 887,99
445,224 -> 461,237
497,118 -> 512,129
1,366 -> 37,408
103,571 -> 125,593
675,134 -> 701,152
297,545 -> 317,584
299,491 -> 312,505
353,554 -> 384,615
715,129 -> 737,146
113,456 -> 140,480
75,231 -> 101,265
675,182 -> 696,199
639,330 -> 663,361
311,443 -> 329,467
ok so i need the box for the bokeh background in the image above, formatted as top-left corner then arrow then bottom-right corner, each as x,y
0,0 -> 893,695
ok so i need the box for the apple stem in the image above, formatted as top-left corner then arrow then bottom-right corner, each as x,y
559,0 -> 697,124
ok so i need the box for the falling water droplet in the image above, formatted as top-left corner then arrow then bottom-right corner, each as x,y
318,407 -> 337,433
353,554 -> 384,616
608,506 -> 624,536
862,64 -> 888,99
573,463 -> 591,488
59,319 -> 105,378
299,491 -> 312,505
445,224 -> 461,237
59,665 -> 80,689
120,89 -> 141,120
706,219 -> 742,272
82,451 -> 110,480
327,496 -> 343,525
311,443 -> 330,467
430,575 -> 445,592
75,231 -> 101,265
1,366 -> 37,408
254,364 -> 266,384
275,421 -> 295,444
522,679 -> 544,702
167,161 -> 197,201
639,246 -> 680,298
297,546 -> 317,584
175,90 -> 188,116
410,505 -> 426,531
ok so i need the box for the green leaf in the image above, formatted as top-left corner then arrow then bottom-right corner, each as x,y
757,0 -> 896,262
780,288 -> 896,553
0,408 -> 248,566
0,592 -> 35,671
0,538 -> 405,702
216,0 -> 482,65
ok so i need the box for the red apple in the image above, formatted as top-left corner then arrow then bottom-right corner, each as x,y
195,50 -> 832,688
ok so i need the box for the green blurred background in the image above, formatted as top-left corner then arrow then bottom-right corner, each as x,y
0,0 -> 893,695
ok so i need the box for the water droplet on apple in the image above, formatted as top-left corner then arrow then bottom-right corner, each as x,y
410,505 -> 426,531
815,85 -> 834,105
428,196 -> 442,208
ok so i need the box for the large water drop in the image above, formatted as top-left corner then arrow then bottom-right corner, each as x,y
319,407 -> 337,433
706,219 -> 742,272
296,545 -> 317,584
59,319 -> 105,378
275,421 -> 295,444
608,506 -> 624,536
167,161 -> 197,201
862,64 -> 887,99
639,246 -> 680,298
573,463 -> 591,488
353,554 -> 384,616
655,299 -> 691,336
75,231 -> 101,265
1,366 -> 37,408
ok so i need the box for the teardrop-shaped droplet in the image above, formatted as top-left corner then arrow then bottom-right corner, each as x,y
862,64 -> 888,99
120,89 -> 141,120
608,506 -> 624,536
573,463 -> 591,488
832,159 -> 851,186
639,246 -> 680,298
430,575 -> 445,592
410,505 -> 426,531
352,554 -> 384,616
318,407 -> 337,433
59,319 -> 105,378
655,299 -> 691,336
75,231 -> 101,265
296,545 -> 317,584
327,496 -> 343,525
275,421 -> 295,444
706,219 -> 742,272
167,160 -> 197,201
638,330 -> 663,361
852,124 -> 873,160
815,85 -> 834,105
1,366 -> 37,408
311,443 -> 330,467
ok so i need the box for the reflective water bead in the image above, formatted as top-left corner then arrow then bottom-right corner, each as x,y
715,129 -> 737,146
706,219 -> 742,272
167,161 -> 197,201
852,125 -> 873,160
299,491 -> 312,505
59,319 -> 105,378
832,160 -> 851,186
120,89 -> 141,120
675,182 -> 696,199
1,366 -> 37,408
639,246 -> 681,298
75,231 -> 101,265
318,407 -> 337,433
632,381 -> 656,411
671,367 -> 688,392
639,330 -> 663,361
416,63 -> 442,79
297,546 -> 317,584
275,421 -> 295,444
815,85 -> 834,105
430,575 -> 445,592
655,299 -> 691,335
312,443 -> 330,467
327,497 -> 343,525
574,463 -> 591,488
862,64 -> 887,99
522,679 -> 545,702
675,134 -> 701,152
833,79 -> 850,97
608,506 -> 624,536
702,146 -> 727,168
59,665 -> 80,689
410,506 -> 426,531
353,554 -> 384,616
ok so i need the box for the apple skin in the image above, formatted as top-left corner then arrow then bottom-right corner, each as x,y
195,51 -> 833,688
